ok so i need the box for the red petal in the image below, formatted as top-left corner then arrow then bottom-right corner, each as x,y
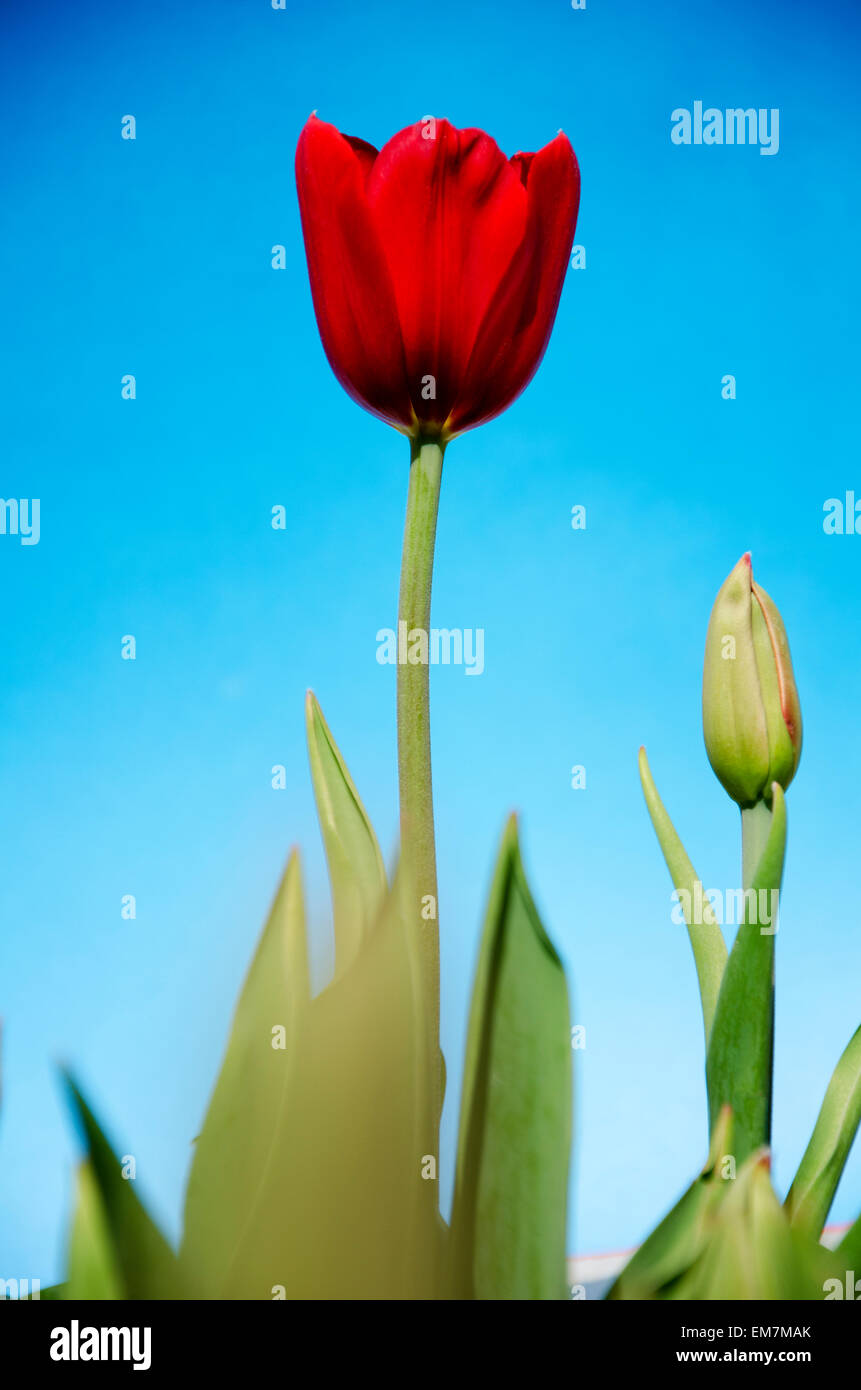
295,115 -> 413,431
509,151 -> 535,188
447,132 -> 580,435
365,119 -> 529,428
343,134 -> 379,187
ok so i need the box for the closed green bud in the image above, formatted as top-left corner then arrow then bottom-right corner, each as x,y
702,554 -> 802,807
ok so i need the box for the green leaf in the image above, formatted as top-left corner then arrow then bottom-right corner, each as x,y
62,1072 -> 181,1299
786,1024 -> 861,1238
64,1161 -> 124,1299
306,691 -> 387,978
196,865 -> 438,1299
639,748 -> 727,1043
17,1283 -> 67,1300
607,1106 -> 735,1299
835,1208 -> 861,1267
450,816 -> 571,1300
672,1149 -> 830,1300
706,785 -> 786,1164
180,848 -> 310,1297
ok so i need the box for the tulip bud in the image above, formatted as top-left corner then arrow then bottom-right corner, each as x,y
702,554 -> 802,807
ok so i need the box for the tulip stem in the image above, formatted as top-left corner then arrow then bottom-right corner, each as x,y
741,799 -> 772,891
740,795 -> 776,1153
397,435 -> 445,1135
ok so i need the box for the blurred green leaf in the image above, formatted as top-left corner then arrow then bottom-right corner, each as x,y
62,1073 -> 181,1299
607,1106 -> 735,1299
180,849 -> 310,1297
706,785 -> 786,1164
64,1160 -> 124,1299
786,1024 -> 861,1239
450,816 -> 571,1300
183,863 -> 437,1299
639,748 -> 727,1042
306,691 -> 387,978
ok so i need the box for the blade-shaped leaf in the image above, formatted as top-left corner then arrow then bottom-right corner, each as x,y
306,691 -> 387,978
639,748 -> 727,1042
607,1106 -> 735,1299
180,849 -> 310,1297
62,1072 -> 181,1299
672,1149 -> 831,1300
786,1024 -> 861,1238
450,815 -> 571,1300
64,1160 -> 124,1299
199,865 -> 438,1299
706,785 -> 786,1164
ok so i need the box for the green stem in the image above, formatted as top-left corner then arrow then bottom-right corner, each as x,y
741,794 -> 776,1150
741,799 -> 772,891
397,435 -> 445,1135
706,789 -> 786,1162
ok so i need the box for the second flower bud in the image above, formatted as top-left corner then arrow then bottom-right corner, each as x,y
702,554 -> 802,808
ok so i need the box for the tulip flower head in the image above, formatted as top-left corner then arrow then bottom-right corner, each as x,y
295,114 -> 580,441
702,554 -> 802,807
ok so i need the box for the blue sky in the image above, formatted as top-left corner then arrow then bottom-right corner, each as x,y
1,0 -> 860,1283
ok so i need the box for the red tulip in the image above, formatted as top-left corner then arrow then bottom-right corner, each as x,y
295,114 -> 580,441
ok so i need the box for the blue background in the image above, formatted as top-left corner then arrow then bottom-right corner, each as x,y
1,0 -> 860,1283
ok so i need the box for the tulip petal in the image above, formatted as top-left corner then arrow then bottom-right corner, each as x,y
295,115 -> 413,430
342,133 -> 379,184
508,151 -> 535,187
448,132 -> 580,435
751,579 -> 803,788
366,120 -> 530,428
